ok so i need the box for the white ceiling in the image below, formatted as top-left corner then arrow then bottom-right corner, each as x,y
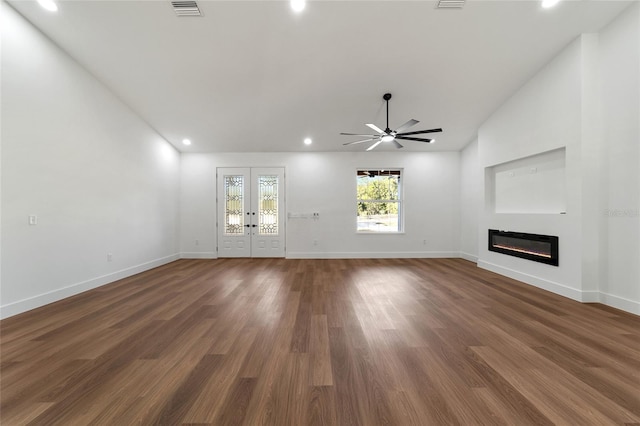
8,0 -> 632,152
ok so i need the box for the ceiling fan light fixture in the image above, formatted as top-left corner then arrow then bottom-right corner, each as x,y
381,134 -> 395,143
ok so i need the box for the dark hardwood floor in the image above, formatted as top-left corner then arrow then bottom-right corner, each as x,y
1,258 -> 639,425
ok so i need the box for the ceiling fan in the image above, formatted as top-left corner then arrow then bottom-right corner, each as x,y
341,93 -> 442,151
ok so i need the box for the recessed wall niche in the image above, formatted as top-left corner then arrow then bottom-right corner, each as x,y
487,148 -> 567,214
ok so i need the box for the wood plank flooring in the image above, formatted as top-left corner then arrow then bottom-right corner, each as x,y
1,258 -> 639,425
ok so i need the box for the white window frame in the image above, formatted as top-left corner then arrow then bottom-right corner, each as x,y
356,168 -> 404,233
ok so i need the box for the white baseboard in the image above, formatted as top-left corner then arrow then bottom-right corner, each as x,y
477,260 -> 639,316
459,252 -> 478,263
580,291 -> 601,303
477,260 -> 583,302
0,254 -> 180,320
598,292 -> 640,315
180,252 -> 217,259
287,251 -> 459,259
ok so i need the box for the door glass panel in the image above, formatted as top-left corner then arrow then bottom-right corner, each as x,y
224,175 -> 244,235
258,175 -> 278,235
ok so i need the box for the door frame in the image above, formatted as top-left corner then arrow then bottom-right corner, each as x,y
216,167 -> 286,258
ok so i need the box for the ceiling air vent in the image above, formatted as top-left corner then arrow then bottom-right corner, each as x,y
171,1 -> 202,17
437,0 -> 466,8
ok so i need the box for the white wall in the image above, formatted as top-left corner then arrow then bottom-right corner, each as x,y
180,152 -> 461,259
1,4 -> 181,318
471,3 -> 640,314
459,139 -> 479,261
478,36 -> 585,301
492,149 -> 567,215
599,3 -> 640,313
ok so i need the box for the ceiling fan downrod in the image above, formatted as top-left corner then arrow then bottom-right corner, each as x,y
383,93 -> 392,133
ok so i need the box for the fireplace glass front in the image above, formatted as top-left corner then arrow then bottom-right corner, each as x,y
488,230 -> 559,266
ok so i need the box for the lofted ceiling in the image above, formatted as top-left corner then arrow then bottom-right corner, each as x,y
7,0 -> 632,152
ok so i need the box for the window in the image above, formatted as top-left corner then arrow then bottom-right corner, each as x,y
357,169 -> 402,233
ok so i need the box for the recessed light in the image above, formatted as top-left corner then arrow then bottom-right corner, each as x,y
291,0 -> 306,13
541,0 -> 560,9
182,138 -> 192,146
37,0 -> 58,12
304,138 -> 312,145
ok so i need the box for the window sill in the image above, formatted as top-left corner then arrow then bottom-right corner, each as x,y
356,232 -> 405,235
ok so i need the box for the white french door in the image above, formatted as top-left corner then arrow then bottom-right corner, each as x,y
217,167 -> 285,258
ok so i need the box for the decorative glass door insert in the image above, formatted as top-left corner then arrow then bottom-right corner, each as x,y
224,175 -> 244,235
258,175 -> 279,235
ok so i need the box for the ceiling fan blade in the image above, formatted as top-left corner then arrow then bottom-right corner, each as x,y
366,140 -> 383,151
366,123 -> 385,134
343,138 -> 377,146
392,140 -> 404,149
340,133 -> 379,137
396,128 -> 443,137
396,136 -> 433,143
395,119 -> 419,133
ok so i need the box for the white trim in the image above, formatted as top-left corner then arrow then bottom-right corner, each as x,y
477,260 -> 583,301
477,261 -> 639,315
459,252 -> 478,263
180,252 -> 217,259
287,251 -> 458,259
580,291 -> 600,303
598,292 -> 640,316
0,254 -> 179,320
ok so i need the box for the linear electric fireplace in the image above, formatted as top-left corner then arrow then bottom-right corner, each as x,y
488,230 -> 559,266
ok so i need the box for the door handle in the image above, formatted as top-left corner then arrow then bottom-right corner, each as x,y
245,224 -> 251,228
252,224 -> 257,228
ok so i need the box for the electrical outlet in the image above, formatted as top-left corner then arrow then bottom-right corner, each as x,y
423,239 -> 427,245
107,253 -> 113,262
195,239 -> 199,246
28,215 -> 38,226
313,240 -> 318,246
